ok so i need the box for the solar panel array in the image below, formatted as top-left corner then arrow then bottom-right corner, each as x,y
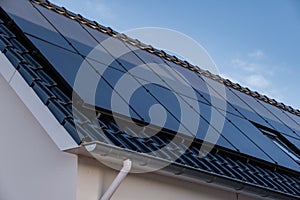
3,0 -> 300,171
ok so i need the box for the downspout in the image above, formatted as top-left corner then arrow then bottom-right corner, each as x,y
100,159 -> 132,200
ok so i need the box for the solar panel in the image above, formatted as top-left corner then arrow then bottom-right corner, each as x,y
259,101 -> 300,138
161,60 -> 212,104
25,35 -> 83,86
3,1 -> 74,51
284,135 -> 300,150
284,110 -> 300,127
230,88 -> 300,139
4,1 -> 300,170
33,3 -> 99,57
198,102 -> 273,159
225,88 -> 272,127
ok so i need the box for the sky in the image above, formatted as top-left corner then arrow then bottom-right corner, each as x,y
51,0 -> 300,109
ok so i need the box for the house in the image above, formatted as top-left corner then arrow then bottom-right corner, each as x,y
0,0 -> 299,200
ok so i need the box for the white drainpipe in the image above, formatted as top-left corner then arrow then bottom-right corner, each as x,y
100,159 -> 132,200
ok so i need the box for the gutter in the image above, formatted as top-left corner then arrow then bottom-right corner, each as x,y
67,142 -> 300,200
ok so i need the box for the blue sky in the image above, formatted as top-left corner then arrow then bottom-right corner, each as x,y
51,0 -> 300,109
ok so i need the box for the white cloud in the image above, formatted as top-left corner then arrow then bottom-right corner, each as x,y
223,50 -> 295,108
51,0 -> 115,21
219,73 -> 240,84
248,50 -> 264,58
82,1 -> 115,20
225,50 -> 278,92
231,58 -> 256,72
245,74 -> 269,88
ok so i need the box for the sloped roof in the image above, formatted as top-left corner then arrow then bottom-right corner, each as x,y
0,0 -> 300,199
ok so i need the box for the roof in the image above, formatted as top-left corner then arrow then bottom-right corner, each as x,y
0,0 -> 300,199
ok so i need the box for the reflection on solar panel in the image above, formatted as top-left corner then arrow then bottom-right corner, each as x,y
3,0 -> 300,172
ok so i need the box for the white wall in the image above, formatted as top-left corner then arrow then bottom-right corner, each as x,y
0,72 -> 78,200
77,157 -> 264,200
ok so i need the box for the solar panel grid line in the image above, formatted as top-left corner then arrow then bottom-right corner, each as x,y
240,118 -> 300,170
109,74 -> 197,136
31,2 -> 87,58
116,43 -> 244,150
253,100 -> 300,138
284,110 -> 300,127
258,100 -> 300,138
6,0 -> 75,52
230,88 -> 300,138
37,0 -> 230,144
197,76 -> 245,117
122,50 -> 221,114
24,32 -> 77,53
110,69 -> 199,138
195,99 -> 279,161
32,6 -> 195,138
283,136 -> 300,154
104,55 -> 205,139
124,44 -> 212,103
30,5 -> 148,123
226,117 -> 276,162
189,79 -> 293,160
117,73 -> 211,106
32,4 -> 88,58
229,88 -> 291,133
32,2 -> 100,57
27,2 -> 300,164
29,0 -> 300,118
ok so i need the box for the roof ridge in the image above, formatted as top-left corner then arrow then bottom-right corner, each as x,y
31,0 -> 300,117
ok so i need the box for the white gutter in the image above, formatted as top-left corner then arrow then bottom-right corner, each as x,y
100,159 -> 132,200
76,142 -> 300,200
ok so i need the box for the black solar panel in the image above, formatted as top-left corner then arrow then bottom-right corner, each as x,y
260,100 -> 300,137
5,1 -> 74,51
3,0 -> 300,171
230,88 -> 300,138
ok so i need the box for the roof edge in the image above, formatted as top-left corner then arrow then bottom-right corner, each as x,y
67,142 -> 300,200
31,0 -> 300,117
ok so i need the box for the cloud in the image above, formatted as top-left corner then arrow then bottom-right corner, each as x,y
231,58 -> 256,72
219,73 -> 240,84
224,52 -> 298,109
231,51 -> 274,76
82,1 -> 115,20
248,50 -> 264,58
245,74 -> 269,88
225,50 -> 278,92
50,0 -> 116,22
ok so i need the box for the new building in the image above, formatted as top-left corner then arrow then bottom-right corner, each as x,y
0,1 -> 299,200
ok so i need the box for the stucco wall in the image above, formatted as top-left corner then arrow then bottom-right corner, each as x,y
77,157 -> 264,200
0,72 -> 78,200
